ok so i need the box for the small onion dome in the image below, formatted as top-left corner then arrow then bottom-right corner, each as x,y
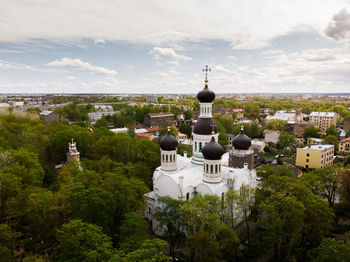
197,84 -> 215,103
202,136 -> 225,160
160,129 -> 178,151
194,118 -> 218,135
232,126 -> 251,150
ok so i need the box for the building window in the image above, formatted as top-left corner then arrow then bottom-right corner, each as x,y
148,207 -> 151,214
166,155 -> 168,162
306,159 -> 309,163
195,142 -> 197,152
306,165 -> 309,168
215,165 -> 218,173
186,192 -> 189,200
210,165 -> 213,173
199,142 -> 202,152
306,153 -> 310,157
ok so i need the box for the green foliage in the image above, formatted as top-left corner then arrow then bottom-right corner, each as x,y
264,119 -> 288,132
178,124 -> 192,138
119,212 -> 148,252
184,110 -> 193,120
278,131 -> 295,151
322,135 -> 338,152
56,219 -> 114,262
326,125 -> 338,136
303,126 -> 321,139
159,126 -> 178,138
312,238 -> 350,262
0,224 -> 20,262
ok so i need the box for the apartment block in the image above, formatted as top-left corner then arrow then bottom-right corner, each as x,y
339,137 -> 350,154
296,144 -> 334,169
309,112 -> 337,133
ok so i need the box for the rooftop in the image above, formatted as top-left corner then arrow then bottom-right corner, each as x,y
302,144 -> 334,150
310,111 -> 336,117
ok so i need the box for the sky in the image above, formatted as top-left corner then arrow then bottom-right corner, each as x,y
1,0 -> 350,94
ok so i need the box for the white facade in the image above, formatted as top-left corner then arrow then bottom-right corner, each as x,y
160,149 -> 177,171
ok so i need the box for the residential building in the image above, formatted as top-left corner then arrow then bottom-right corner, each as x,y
338,137 -> 350,154
309,111 -> 337,133
266,110 -> 303,123
296,144 -> 334,169
94,104 -> 113,112
251,140 -> 265,152
233,109 -> 244,120
264,130 -> 280,145
110,128 -> 129,134
144,112 -> 174,128
293,121 -> 313,138
39,111 -> 59,124
146,95 -> 158,104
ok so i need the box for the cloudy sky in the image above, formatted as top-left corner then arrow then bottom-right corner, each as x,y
1,0 -> 350,94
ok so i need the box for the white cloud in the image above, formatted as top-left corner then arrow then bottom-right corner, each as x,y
149,47 -> 192,61
94,39 -> 106,45
1,1 -> 348,49
66,76 -> 75,80
325,8 -> 350,40
227,56 -> 238,61
46,58 -> 117,76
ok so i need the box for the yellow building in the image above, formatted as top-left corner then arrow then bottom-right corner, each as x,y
309,112 -> 337,133
296,144 -> 334,169
339,137 -> 350,154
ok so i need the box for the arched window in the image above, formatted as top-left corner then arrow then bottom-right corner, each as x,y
206,164 -> 209,172
166,155 -> 168,162
215,165 -> 218,173
210,165 -> 213,173
219,164 -> 221,172
199,142 -> 202,152
186,192 -> 190,200
162,154 -> 164,162
195,142 -> 197,152
170,155 -> 172,162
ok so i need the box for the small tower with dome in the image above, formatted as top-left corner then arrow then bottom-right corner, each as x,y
229,126 -> 254,170
202,132 -> 225,183
67,138 -> 80,163
159,128 -> 178,171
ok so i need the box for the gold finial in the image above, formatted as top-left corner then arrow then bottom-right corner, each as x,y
211,131 -> 215,135
202,65 -> 211,83
241,125 -> 244,131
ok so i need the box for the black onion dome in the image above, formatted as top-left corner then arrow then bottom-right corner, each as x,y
197,84 -> 215,103
193,118 -> 218,135
160,131 -> 178,151
232,129 -> 251,150
202,136 -> 225,160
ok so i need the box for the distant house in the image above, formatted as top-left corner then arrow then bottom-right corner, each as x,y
0,103 -> 10,109
309,111 -> 337,133
232,109 -> 244,120
263,130 -> 280,145
339,137 -> 350,154
307,137 -> 323,145
39,111 -> 59,124
251,140 -> 265,152
144,112 -> 174,128
110,128 -> 129,134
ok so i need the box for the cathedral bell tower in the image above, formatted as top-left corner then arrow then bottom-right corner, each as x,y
192,65 -> 219,165
159,128 -> 178,171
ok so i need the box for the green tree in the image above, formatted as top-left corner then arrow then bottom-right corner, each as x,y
178,124 -> 192,138
184,110 -> 193,120
312,238 -> 350,262
326,125 -> 338,136
303,126 -> 321,140
278,131 -> 295,151
153,197 -> 185,259
0,224 -> 20,262
119,212 -> 148,252
322,135 -> 338,152
56,219 -> 114,262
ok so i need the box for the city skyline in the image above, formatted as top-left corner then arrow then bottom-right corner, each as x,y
1,0 -> 350,94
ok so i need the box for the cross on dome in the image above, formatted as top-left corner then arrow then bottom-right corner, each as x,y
202,65 -> 211,83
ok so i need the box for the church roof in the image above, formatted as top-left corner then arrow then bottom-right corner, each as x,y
193,118 -> 218,135
232,127 -> 251,150
160,130 -> 178,151
202,136 -> 225,160
197,84 -> 215,103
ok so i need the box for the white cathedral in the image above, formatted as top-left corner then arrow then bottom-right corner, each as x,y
144,71 -> 258,225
